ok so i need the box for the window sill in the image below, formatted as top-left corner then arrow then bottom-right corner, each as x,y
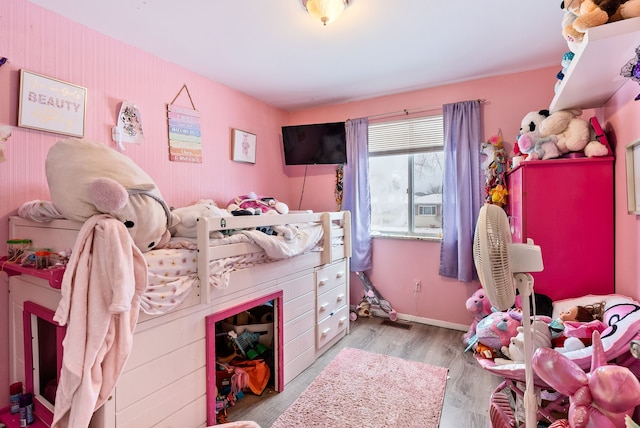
371,233 -> 441,242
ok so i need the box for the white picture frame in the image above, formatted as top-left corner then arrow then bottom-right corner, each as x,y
231,128 -> 256,164
18,69 -> 87,138
625,138 -> 640,214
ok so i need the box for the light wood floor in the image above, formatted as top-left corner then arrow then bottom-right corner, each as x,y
224,316 -> 502,427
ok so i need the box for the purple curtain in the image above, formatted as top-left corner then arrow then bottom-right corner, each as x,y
439,100 -> 483,282
343,118 -> 372,272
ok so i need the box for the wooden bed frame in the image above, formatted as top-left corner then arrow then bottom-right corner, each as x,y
3,210 -> 352,427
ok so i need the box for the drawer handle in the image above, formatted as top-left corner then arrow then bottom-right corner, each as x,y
336,271 -> 345,278
338,316 -> 347,325
319,302 -> 329,312
321,328 -> 331,337
336,293 -> 344,302
318,278 -> 328,286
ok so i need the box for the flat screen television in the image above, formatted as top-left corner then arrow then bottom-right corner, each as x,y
282,121 -> 347,165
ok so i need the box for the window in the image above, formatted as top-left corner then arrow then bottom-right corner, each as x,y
368,115 -> 444,239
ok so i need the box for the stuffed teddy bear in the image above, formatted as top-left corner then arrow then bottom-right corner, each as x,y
227,192 -> 289,216
572,0 -> 622,34
169,199 -> 231,238
617,0 -> 640,19
46,138 -> 176,252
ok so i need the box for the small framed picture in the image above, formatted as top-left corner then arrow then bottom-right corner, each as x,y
18,69 -> 87,137
231,128 -> 256,164
626,138 -> 640,214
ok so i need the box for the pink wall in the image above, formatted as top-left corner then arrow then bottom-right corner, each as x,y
289,69 -> 561,328
0,0 -> 294,406
3,0 -> 639,410
606,81 -> 640,300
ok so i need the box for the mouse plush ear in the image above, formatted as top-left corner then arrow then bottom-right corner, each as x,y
89,178 -> 129,213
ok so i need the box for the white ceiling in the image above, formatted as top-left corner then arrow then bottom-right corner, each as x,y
27,0 -> 569,111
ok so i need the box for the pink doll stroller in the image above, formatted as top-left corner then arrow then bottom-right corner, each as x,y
353,271 -> 398,321
476,294 -> 640,427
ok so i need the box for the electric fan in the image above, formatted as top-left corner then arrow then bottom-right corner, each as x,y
473,204 -> 544,428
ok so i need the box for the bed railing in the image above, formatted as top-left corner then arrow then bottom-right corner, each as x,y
196,211 -> 351,305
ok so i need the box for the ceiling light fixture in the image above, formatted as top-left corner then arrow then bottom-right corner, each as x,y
302,0 -> 351,26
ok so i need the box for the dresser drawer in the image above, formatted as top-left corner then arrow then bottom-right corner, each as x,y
315,260 -> 347,294
284,290 -> 315,324
316,282 -> 347,322
284,310 -> 315,345
316,305 -> 349,349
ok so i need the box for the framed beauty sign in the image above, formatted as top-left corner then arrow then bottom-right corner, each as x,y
18,69 -> 87,137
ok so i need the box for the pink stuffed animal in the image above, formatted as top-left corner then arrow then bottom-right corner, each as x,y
533,330 -> 640,428
475,310 -> 522,353
462,288 -> 493,347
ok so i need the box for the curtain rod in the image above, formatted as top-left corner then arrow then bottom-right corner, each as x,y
365,99 -> 487,120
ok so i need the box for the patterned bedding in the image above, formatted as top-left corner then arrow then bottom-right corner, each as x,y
18,200 -> 330,316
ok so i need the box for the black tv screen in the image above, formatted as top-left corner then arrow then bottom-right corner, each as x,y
282,122 -> 347,165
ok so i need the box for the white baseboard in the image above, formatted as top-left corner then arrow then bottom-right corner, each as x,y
351,305 -> 468,332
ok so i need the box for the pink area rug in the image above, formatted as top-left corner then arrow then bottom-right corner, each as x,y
271,347 -> 448,428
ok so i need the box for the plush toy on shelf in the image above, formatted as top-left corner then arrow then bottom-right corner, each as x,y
555,51 -> 575,92
572,0 -> 622,35
516,110 -> 561,161
563,0 -> 640,51
562,1 -> 585,51
517,130 -> 561,161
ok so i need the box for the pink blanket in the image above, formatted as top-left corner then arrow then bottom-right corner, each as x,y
52,215 -> 147,428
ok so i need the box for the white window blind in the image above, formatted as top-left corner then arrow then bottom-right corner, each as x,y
368,115 -> 443,155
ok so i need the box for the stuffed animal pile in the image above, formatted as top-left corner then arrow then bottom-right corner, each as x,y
481,134 -> 509,207
227,192 -> 289,216
561,0 -> 640,53
516,108 -> 609,161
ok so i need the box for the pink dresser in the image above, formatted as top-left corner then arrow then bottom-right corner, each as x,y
507,157 -> 614,301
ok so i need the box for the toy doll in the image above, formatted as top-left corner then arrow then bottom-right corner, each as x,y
559,301 -> 605,322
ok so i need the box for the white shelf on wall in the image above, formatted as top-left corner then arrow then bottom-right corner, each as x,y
550,17 -> 640,112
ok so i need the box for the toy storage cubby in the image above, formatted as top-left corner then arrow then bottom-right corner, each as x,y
506,156 -> 614,301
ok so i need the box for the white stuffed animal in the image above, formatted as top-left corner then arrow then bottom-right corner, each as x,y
501,319 -> 552,362
46,138 -> 176,252
170,199 -> 231,238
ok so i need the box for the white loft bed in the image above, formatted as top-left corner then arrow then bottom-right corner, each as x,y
4,210 -> 352,428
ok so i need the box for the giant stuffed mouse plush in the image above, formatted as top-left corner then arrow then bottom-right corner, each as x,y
45,138 -> 176,252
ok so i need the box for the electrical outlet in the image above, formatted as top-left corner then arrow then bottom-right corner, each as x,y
414,280 -> 421,292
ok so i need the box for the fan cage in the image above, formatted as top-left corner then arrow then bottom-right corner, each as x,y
473,204 -> 516,311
